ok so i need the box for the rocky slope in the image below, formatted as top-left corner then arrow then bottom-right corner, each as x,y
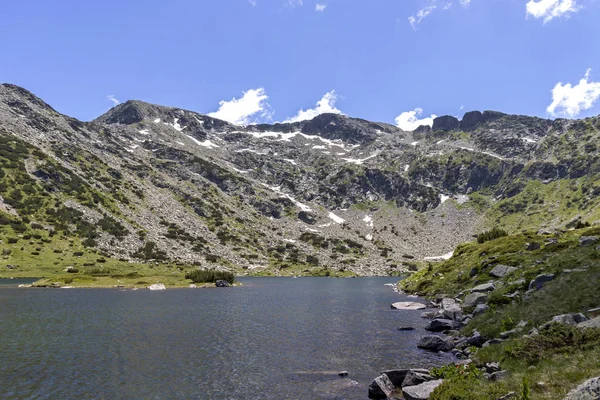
1,83 -> 599,277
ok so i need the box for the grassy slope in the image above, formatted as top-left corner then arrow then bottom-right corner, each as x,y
400,226 -> 600,399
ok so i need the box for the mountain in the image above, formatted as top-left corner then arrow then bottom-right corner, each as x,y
0,83 -> 599,281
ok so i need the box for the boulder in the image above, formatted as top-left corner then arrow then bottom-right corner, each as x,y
441,298 -> 460,311
417,335 -> 454,352
466,330 -> 487,347
148,283 -> 166,291
420,311 -> 436,319
487,370 -> 509,381
338,371 -> 349,377
401,371 -> 434,388
528,274 -> 555,291
382,369 -> 430,387
578,316 -> 600,329
489,265 -> 517,278
368,374 -> 395,399
425,319 -> 459,332
579,236 -> 599,247
473,304 -> 490,316
470,282 -> 496,293
438,308 -> 463,321
402,380 -> 445,400
298,210 -> 318,225
391,302 -> 427,310
543,313 -> 587,328
215,280 -> 231,287
189,284 -> 197,288
462,293 -> 488,309
563,376 -> 600,400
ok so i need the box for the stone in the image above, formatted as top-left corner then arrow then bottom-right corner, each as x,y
189,284 -> 197,288
417,335 -> 454,352
402,380 -> 444,400
499,330 -> 519,339
485,362 -> 500,373
398,326 -> 416,331
438,308 -> 463,321
488,370 -> 509,381
587,307 -> 600,318
425,319 -> 459,332
381,369 -> 431,387
462,292 -> 488,309
563,376 -> 600,400
441,298 -> 460,310
498,392 -> 517,399
482,339 -> 504,347
401,371 -> 434,388
391,302 -> 427,310
489,265 -> 517,278
528,274 -> 555,290
526,242 -> 541,251
215,280 -> 230,287
298,210 -> 318,225
579,236 -> 599,247
420,311 -> 436,319
338,371 -> 348,377
470,282 -> 496,293
466,330 -> 487,347
469,267 -> 478,277
148,283 -> 166,291
473,304 -> 490,316
368,374 -> 395,399
578,316 -> 600,329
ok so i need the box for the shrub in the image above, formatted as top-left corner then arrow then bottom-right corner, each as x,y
185,269 -> 235,284
477,228 -> 508,244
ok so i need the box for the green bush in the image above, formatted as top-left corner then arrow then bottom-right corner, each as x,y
477,228 -> 508,244
185,269 -> 235,284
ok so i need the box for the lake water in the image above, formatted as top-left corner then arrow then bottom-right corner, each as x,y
0,277 -> 450,399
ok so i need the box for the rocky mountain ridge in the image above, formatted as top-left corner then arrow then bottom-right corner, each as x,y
1,83 -> 599,276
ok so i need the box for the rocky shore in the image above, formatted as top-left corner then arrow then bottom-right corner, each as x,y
367,278 -> 600,399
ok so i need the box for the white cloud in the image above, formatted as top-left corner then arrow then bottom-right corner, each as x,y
526,0 -> 579,22
460,0 -> 471,7
443,3 -> 453,10
249,0 -> 256,6
395,108 -> 437,131
288,0 -> 303,7
107,95 -> 120,106
547,69 -> 600,117
315,4 -> 327,11
284,91 -> 342,123
408,6 -> 436,29
208,88 -> 272,125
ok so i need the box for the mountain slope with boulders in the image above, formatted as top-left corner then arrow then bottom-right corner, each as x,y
0,83 -> 600,282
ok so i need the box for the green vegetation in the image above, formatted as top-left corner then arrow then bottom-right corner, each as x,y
401,225 -> 600,399
477,227 -> 508,244
185,269 -> 235,284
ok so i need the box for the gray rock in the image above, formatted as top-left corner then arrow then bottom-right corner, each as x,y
470,282 -> 496,293
401,371 -> 434,388
587,307 -> 600,318
391,302 -> 427,310
473,304 -> 490,316
528,274 -> 555,290
563,376 -> 600,400
438,308 -> 463,321
499,330 -> 519,339
382,369 -> 430,387
488,370 -> 509,381
482,339 -> 504,347
578,316 -> 600,329
402,380 -> 445,400
485,362 -> 500,373
398,326 -> 416,331
467,330 -> 487,347
338,371 -> 349,377
540,313 -> 587,329
579,236 -> 599,247
148,283 -> 166,291
368,374 -> 395,399
490,265 -> 518,278
441,298 -> 460,311
420,311 -> 436,319
498,392 -> 517,400
215,280 -> 230,287
432,115 -> 459,131
417,335 -> 454,352
462,292 -> 488,309
425,319 -> 459,332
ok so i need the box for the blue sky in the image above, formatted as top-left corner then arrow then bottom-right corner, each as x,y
1,0 -> 599,129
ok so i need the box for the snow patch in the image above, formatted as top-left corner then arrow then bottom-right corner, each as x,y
523,137 -> 537,143
283,159 -> 297,165
366,234 -> 373,241
440,194 -> 451,204
186,135 -> 220,148
328,212 -> 345,224
424,251 -> 454,261
363,215 -> 373,228
456,195 -> 469,204
139,129 -> 151,135
341,154 -> 378,165
283,239 -> 297,243
312,145 -> 327,150
153,118 -> 161,123
411,141 -> 419,146
405,164 -> 410,172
